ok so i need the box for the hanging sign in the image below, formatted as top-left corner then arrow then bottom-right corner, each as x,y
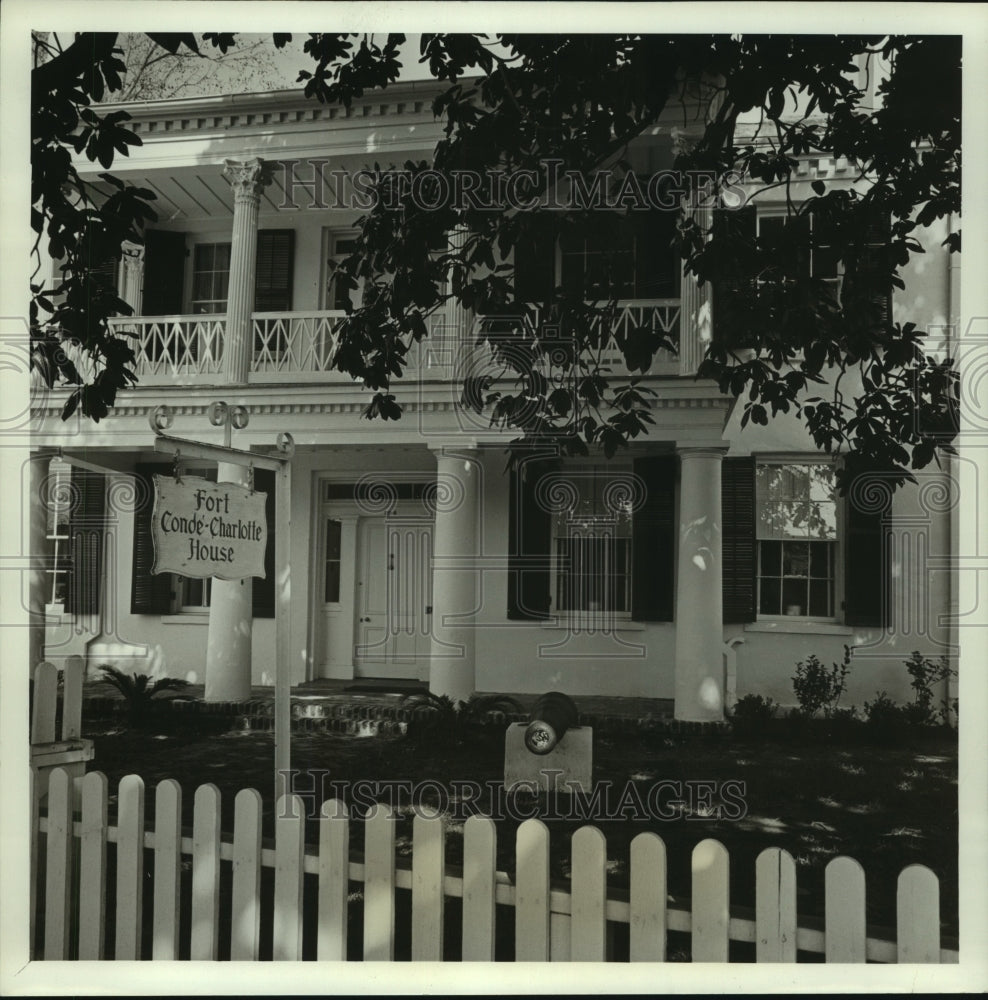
151,475 -> 267,580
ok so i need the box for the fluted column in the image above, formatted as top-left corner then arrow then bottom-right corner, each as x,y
678,200 -> 713,376
221,158 -> 268,384
205,462 -> 253,701
119,242 -> 145,313
674,445 -> 728,721
428,446 -> 481,702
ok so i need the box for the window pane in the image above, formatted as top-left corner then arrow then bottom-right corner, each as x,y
760,539 -> 782,576
759,577 -> 781,615
782,578 -> 807,615
326,519 -> 342,560
809,541 -> 830,578
809,578 -> 832,617
324,562 -> 341,603
782,542 -> 809,577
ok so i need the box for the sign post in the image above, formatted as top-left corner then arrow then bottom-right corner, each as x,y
149,405 -> 294,804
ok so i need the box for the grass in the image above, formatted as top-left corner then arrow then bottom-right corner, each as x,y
82,713 -> 959,944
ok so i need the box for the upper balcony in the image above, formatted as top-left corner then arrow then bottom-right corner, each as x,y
103,297 -> 686,388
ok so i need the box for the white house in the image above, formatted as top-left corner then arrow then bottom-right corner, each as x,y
30,76 -> 960,721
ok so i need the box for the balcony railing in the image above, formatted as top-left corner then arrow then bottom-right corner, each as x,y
103,299 -> 683,387
109,315 -> 225,383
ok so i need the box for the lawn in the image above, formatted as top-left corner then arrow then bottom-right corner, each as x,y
83,714 -> 959,946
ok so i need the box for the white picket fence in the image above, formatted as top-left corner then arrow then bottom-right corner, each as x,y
34,767 -> 957,963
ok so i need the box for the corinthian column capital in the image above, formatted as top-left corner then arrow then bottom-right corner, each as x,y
222,158 -> 270,203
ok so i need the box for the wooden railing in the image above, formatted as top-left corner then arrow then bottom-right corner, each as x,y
101,300 -> 684,389
108,315 -> 225,382
34,767 -> 956,963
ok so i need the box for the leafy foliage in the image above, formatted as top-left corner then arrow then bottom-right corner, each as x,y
400,690 -> 524,744
98,664 -> 190,726
791,645 -> 852,718
30,33 -> 961,495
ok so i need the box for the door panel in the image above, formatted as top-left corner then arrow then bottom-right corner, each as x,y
355,518 -> 433,679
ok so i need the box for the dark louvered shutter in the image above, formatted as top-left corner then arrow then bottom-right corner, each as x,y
844,477 -> 889,627
252,468 -> 276,619
721,457 -> 756,623
514,216 -> 556,307
711,205 -> 757,349
142,231 -> 187,315
130,464 -> 173,615
67,468 -> 105,615
635,208 -> 680,299
254,230 -> 295,312
631,455 -> 676,622
507,457 -> 553,620
89,256 -> 120,293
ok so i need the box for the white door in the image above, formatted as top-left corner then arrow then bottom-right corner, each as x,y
354,518 -> 433,679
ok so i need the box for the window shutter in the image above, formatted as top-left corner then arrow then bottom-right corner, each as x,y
254,230 -> 295,312
507,457 -> 553,620
252,468 -> 276,619
635,208 -> 680,299
514,216 -> 556,306
130,465 -> 174,615
631,455 -> 676,622
721,457 -> 756,623
844,479 -> 889,627
89,255 -> 120,293
711,205 -> 757,349
142,231 -> 187,315
67,468 -> 105,616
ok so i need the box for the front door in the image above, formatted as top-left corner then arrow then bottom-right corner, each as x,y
354,517 -> 433,679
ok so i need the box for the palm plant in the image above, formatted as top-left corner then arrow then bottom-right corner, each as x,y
98,665 -> 190,727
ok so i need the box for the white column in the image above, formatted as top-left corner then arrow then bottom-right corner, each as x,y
221,158 -> 267,385
428,446 -> 481,702
119,242 -> 145,313
29,454 -> 50,676
678,200 -> 713,377
674,445 -> 728,721
204,462 -> 253,701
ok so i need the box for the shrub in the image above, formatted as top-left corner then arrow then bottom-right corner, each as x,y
792,646 -> 852,718
730,694 -> 778,725
400,692 -> 524,744
863,690 -> 907,733
903,651 -> 955,726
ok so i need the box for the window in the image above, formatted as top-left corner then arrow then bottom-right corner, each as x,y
324,232 -> 361,310
324,519 -> 342,603
44,460 -> 105,616
45,459 -> 72,606
550,466 -> 633,615
516,209 -> 679,305
755,462 -> 839,619
191,243 -> 231,314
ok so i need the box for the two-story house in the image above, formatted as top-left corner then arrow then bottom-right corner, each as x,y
31,76 -> 959,721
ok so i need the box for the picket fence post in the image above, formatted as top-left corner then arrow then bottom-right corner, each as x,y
191,783 -> 221,960
825,856 -> 866,962
78,771 -> 109,960
61,655 -> 85,739
31,662 -> 58,745
363,804 -> 396,960
43,767 -> 73,960
411,807 -> 446,961
273,793 -> 306,960
153,779 -> 182,960
461,814 -> 497,961
755,846 -> 797,962
897,864 -> 941,963
629,832 -> 667,962
514,819 -> 550,961
691,838 -> 730,961
115,773 -> 145,960
231,788 -> 264,961
317,797 -> 349,961
571,825 -> 607,961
